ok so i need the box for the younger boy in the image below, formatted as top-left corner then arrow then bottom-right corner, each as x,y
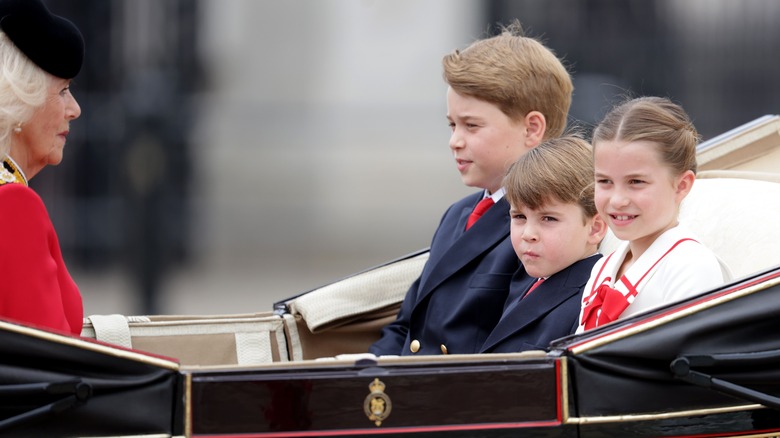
369,22 -> 573,356
480,137 -> 606,353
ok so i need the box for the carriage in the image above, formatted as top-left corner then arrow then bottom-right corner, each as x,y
3,115 -> 780,437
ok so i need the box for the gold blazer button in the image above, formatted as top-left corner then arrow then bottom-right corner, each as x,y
410,340 -> 420,353
440,344 -> 448,354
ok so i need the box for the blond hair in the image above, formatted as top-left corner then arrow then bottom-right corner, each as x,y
504,135 -> 596,220
0,31 -> 49,158
592,96 -> 699,175
442,21 -> 573,139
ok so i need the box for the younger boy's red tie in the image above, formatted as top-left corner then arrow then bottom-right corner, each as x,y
466,198 -> 495,230
523,278 -> 545,299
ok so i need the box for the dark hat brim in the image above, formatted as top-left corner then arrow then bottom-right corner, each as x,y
0,0 -> 84,79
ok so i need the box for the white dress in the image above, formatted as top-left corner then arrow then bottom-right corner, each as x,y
576,225 -> 730,333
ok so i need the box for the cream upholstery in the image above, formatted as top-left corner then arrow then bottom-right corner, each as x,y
288,252 -> 429,332
82,312 -> 290,366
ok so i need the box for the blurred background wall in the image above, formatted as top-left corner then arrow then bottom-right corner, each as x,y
37,0 -> 780,316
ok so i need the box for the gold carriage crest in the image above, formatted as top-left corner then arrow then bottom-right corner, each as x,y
363,378 -> 392,426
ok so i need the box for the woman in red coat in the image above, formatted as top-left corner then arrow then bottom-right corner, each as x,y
0,0 -> 84,334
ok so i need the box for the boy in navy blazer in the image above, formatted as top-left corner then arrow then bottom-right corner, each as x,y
480,137 -> 606,353
369,22 -> 573,356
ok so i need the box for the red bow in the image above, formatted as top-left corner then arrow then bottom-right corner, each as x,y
580,282 -> 632,330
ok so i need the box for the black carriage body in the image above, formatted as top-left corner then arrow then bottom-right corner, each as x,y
183,263 -> 780,438
187,355 -> 573,437
184,259 -> 780,438
3,270 -> 780,437
558,268 -> 780,437
181,265 -> 780,437
3,268 -> 780,437
0,322 -> 183,437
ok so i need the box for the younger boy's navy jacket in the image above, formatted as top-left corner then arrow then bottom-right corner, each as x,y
480,254 -> 602,353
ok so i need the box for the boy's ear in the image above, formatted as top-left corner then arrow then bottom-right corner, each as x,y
523,111 -> 546,148
587,214 -> 608,246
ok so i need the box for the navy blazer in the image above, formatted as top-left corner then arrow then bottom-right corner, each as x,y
369,192 -> 523,356
480,254 -> 602,353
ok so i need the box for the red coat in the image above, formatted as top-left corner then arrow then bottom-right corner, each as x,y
0,183 -> 82,334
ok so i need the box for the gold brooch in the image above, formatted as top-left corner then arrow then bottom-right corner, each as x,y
363,378 -> 391,426
0,168 -> 15,183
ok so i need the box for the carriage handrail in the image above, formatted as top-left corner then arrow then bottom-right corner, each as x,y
671,350 -> 780,411
0,380 -> 92,431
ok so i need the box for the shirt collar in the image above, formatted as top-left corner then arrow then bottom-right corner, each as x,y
485,187 -> 505,203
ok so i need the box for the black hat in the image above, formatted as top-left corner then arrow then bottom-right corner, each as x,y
0,0 -> 84,79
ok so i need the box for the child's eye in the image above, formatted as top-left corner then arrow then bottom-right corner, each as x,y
511,213 -> 526,221
448,122 -> 455,129
596,178 -> 611,185
629,179 -> 646,185
542,216 -> 558,222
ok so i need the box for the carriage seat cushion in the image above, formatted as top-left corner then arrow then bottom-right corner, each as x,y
288,252 -> 429,333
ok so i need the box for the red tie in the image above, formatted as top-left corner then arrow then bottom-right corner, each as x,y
523,278 -> 545,299
466,198 -> 495,230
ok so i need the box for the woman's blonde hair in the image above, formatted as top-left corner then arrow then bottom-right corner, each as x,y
0,31 -> 49,157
